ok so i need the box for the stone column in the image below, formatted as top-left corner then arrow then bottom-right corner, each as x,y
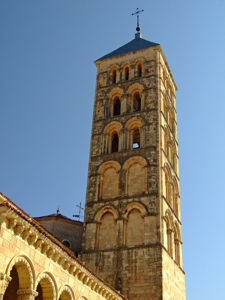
17,289 -> 38,300
0,273 -> 11,299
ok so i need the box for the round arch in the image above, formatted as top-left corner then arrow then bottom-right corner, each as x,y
123,201 -> 147,219
35,271 -> 57,300
123,156 -> 147,170
98,160 -> 121,174
5,254 -> 35,290
95,205 -> 119,222
58,285 -> 75,300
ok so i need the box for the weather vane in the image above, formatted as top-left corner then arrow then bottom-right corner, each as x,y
131,8 -> 144,32
73,202 -> 84,221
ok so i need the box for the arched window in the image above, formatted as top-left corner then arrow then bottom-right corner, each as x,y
111,133 -> 119,153
62,240 -> 71,248
125,67 -> 129,80
133,92 -> 141,112
112,70 -> 116,83
113,97 -> 121,116
132,129 -> 140,148
138,64 -> 142,77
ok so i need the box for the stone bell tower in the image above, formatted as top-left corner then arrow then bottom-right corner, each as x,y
81,25 -> 186,300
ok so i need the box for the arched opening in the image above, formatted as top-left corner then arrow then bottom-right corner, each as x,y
62,240 -> 71,248
138,64 -> 142,77
127,163 -> 146,195
59,290 -> 71,300
113,97 -> 121,116
3,267 -> 19,300
132,128 -> 140,148
125,67 -> 129,80
112,70 -> 116,83
36,277 -> 54,300
111,133 -> 119,153
133,92 -> 141,112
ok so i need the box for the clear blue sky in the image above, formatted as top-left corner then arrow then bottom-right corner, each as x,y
1,1 -> 225,299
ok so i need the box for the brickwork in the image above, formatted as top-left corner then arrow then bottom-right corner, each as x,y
81,35 -> 185,300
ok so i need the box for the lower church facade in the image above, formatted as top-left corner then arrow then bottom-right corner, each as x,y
0,193 -> 126,300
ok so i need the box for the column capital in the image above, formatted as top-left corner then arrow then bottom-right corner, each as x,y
17,288 -> 38,300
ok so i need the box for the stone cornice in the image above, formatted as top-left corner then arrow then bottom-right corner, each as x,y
0,193 -> 127,300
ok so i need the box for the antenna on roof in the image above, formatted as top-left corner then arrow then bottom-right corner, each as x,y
73,202 -> 84,221
131,8 -> 144,33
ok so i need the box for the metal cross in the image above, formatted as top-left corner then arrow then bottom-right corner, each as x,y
131,8 -> 144,32
73,202 -> 84,221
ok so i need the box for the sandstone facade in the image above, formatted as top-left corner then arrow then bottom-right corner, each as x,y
0,193 -> 126,300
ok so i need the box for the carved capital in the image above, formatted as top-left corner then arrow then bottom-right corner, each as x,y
17,288 -> 38,300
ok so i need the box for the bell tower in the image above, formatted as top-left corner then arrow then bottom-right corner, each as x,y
81,25 -> 186,300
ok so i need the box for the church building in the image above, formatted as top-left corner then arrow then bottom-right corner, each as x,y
0,16 -> 186,300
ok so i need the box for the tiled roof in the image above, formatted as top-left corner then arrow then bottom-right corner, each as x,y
96,34 -> 159,61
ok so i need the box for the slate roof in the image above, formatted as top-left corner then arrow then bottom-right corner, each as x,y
96,33 -> 159,61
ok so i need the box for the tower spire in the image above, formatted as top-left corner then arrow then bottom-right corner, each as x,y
131,8 -> 144,34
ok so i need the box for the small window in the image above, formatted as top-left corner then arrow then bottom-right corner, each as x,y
125,67 -> 129,80
111,133 -> 119,153
62,240 -> 71,248
133,92 -> 141,112
133,129 -> 140,148
112,70 -> 116,83
113,98 -> 121,116
138,64 -> 142,77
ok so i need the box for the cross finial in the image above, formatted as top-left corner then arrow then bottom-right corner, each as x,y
131,8 -> 144,32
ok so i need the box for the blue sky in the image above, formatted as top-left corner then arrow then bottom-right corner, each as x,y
1,1 -> 225,299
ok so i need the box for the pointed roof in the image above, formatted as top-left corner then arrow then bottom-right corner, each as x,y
96,33 -> 159,62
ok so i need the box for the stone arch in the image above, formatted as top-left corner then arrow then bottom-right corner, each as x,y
103,121 -> 123,153
127,83 -> 144,112
123,201 -> 147,219
123,156 -> 148,196
125,117 -> 144,149
95,206 -> 118,249
134,58 -> 145,77
97,161 -> 121,200
122,62 -> 131,81
110,64 -> 119,84
5,254 -> 35,289
35,271 -> 57,300
108,88 -> 123,116
3,255 -> 35,300
58,285 -> 75,300
95,205 -> 119,222
164,210 -> 173,256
